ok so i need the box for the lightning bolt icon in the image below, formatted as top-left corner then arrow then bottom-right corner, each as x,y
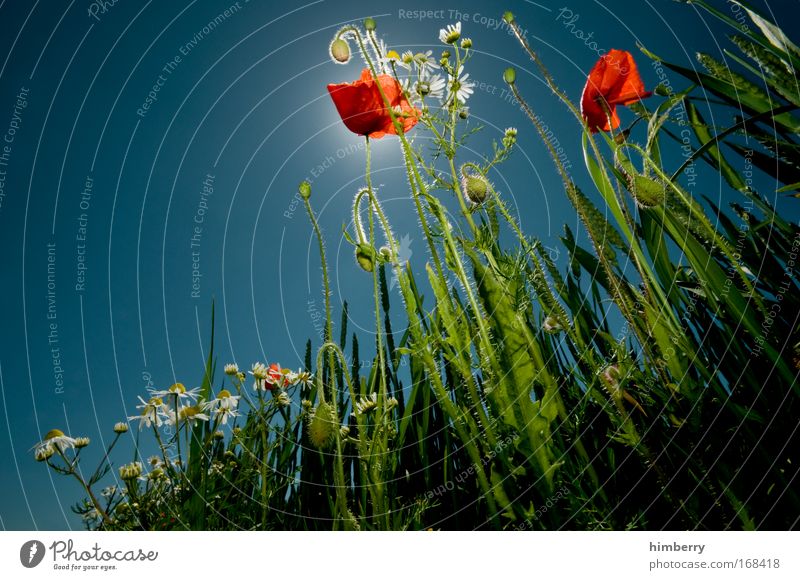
29,543 -> 38,564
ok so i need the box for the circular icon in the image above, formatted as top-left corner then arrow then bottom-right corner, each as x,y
19,540 -> 46,568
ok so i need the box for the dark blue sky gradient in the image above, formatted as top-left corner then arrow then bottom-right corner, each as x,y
0,0 -> 796,529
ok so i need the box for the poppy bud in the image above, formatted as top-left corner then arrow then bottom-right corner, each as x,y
329,38 -> 351,64
298,180 -> 312,200
356,243 -> 376,272
631,174 -> 665,208
503,11 -> 515,24
364,17 -> 376,31
503,67 -> 516,85
308,401 -> 336,449
460,165 -> 489,204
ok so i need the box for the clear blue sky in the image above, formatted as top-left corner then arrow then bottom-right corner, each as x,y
0,0 -> 796,530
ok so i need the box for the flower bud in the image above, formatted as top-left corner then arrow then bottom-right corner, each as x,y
308,401 -> 336,449
329,38 -> 351,64
113,422 -> 129,434
459,108 -> 469,120
74,437 -> 90,449
503,11 -> 515,24
298,180 -> 312,200
364,17 -> 376,31
460,165 -> 489,204
503,127 -> 517,148
460,38 -> 472,49
503,67 -> 516,85
119,462 -> 143,481
356,243 -> 376,272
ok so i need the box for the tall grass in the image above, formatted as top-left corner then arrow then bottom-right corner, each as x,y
37,1 -> 799,530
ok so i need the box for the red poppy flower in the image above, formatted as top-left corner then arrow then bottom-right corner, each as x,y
327,68 -> 419,139
580,49 -> 651,133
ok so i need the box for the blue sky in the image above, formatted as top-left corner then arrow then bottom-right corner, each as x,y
0,0 -> 796,529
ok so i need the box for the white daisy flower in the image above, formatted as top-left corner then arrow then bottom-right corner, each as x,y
205,389 -> 240,425
34,445 -> 55,462
354,392 -> 379,415
164,404 -> 210,427
119,462 -> 142,481
293,370 -> 314,389
414,50 -> 440,71
250,362 -> 268,381
35,429 -> 77,453
439,22 -> 461,44
417,71 -> 446,102
276,391 -> 292,407
381,49 -> 404,70
128,396 -> 167,430
447,66 -> 474,104
149,382 -> 200,402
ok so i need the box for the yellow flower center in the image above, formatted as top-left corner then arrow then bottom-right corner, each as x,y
169,382 -> 186,394
218,389 -> 232,399
45,429 -> 65,440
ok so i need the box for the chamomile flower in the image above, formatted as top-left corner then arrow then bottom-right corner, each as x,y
293,370 -> 314,389
276,391 -> 292,407
128,396 -> 166,430
119,462 -> 143,481
164,404 -> 210,427
34,445 -> 55,462
439,22 -> 461,44
224,363 -> 239,376
382,49 -> 404,70
35,429 -> 77,453
355,392 -> 379,415
149,382 -> 200,402
74,437 -> 90,449
417,71 -> 446,102
250,362 -> 269,381
447,66 -> 475,104
113,422 -> 129,434
397,50 -> 415,71
205,389 -> 240,425
414,50 -> 440,71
